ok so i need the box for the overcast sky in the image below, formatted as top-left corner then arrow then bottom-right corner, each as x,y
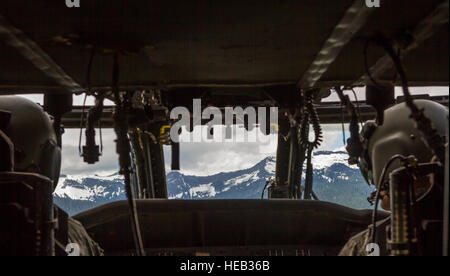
20,86 -> 448,177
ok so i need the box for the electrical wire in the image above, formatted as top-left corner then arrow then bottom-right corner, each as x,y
112,52 -> 146,256
375,35 -> 445,162
299,92 -> 323,200
98,119 -> 103,155
261,179 -> 271,199
350,88 -> 364,129
340,103 -> 346,146
371,154 -> 407,244
78,94 -> 87,156
377,38 -> 417,112
299,93 -> 323,149
78,47 -> 96,156
335,86 -> 363,165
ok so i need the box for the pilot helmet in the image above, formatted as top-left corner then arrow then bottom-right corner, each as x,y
359,99 -> 448,188
0,96 -> 61,190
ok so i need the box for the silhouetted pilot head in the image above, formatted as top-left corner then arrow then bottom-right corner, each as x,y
0,96 -> 61,191
359,100 -> 448,210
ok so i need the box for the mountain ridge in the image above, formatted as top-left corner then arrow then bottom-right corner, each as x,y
54,151 -> 374,216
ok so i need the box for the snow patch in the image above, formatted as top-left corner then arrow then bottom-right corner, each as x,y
312,149 -> 358,170
264,157 -> 276,174
224,171 -> 260,187
189,183 -> 216,198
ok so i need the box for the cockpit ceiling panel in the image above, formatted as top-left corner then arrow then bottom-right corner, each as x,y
0,0 -> 448,95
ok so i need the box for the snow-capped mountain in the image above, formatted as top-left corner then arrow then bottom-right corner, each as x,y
54,150 -> 374,216
54,173 -> 126,216
166,156 -> 276,200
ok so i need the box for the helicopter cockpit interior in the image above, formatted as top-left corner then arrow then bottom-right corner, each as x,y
0,0 -> 448,256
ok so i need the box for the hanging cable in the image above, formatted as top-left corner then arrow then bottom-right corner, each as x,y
303,144 -> 314,200
370,154 -> 408,244
78,94 -> 87,156
299,91 -> 323,200
81,92 -> 105,164
112,52 -> 146,256
78,48 -> 96,157
372,35 -> 446,163
299,92 -> 323,150
335,86 -> 363,165
89,48 -> 103,156
262,178 -> 273,199
81,51 -> 104,164
340,103 -> 346,146
350,88 -> 364,129
98,119 -> 103,155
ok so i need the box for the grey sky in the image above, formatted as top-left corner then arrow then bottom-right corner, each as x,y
19,86 -> 448,176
